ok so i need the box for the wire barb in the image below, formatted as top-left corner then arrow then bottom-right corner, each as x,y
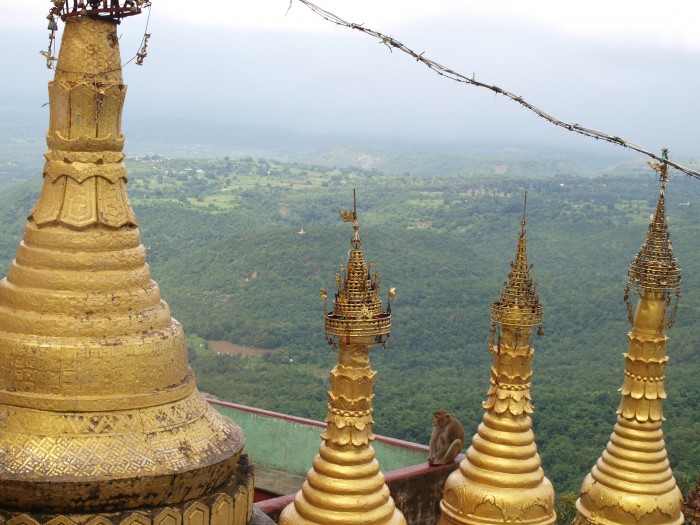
293,0 -> 700,181
136,32 -> 150,65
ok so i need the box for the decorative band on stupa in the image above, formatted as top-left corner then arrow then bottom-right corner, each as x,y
438,193 -> 556,525
0,5 -> 252,525
279,191 -> 405,525
574,151 -> 685,525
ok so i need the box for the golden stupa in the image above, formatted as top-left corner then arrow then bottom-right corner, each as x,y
438,195 -> 556,525
278,194 -> 406,525
0,3 -> 252,524
574,152 -> 684,525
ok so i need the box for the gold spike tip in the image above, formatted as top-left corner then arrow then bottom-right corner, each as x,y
491,220 -> 543,328
628,173 -> 681,292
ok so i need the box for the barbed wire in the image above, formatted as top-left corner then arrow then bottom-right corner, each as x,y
291,0 -> 700,181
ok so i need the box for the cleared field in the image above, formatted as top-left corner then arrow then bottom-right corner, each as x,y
208,340 -> 272,356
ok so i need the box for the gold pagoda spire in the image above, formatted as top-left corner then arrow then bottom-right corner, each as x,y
438,193 -> 556,525
279,192 -> 405,525
574,151 -> 684,525
0,5 -> 252,524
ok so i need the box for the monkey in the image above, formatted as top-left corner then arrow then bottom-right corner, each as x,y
428,410 -> 465,466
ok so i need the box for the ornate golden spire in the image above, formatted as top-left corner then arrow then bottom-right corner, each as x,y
574,151 -> 684,525
490,193 -> 543,332
279,192 -> 405,525
627,150 -> 681,295
0,8 -> 252,525
438,193 -> 556,525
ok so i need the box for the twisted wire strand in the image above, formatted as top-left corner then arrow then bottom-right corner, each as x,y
292,0 -> 700,180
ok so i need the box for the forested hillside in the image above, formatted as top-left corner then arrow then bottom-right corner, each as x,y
0,155 -> 698,499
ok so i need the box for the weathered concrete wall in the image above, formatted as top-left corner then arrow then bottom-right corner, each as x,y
250,508 -> 276,525
386,458 -> 462,525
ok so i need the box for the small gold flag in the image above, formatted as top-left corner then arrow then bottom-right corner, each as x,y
339,210 -> 356,222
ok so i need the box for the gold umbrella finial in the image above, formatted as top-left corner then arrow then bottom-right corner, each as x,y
491,192 -> 543,329
327,191 -> 391,345
628,149 -> 681,296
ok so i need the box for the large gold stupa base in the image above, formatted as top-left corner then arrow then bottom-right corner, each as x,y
0,455 -> 254,525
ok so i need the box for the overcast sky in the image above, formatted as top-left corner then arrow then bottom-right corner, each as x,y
2,1 -> 699,157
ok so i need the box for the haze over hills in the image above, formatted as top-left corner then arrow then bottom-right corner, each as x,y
2,110 -> 693,191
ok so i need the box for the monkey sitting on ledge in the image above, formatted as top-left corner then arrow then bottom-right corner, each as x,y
428,409 -> 465,466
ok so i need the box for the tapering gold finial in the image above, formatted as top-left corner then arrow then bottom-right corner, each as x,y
491,192 -> 543,329
627,149 -> 681,294
574,151 -> 685,525
326,191 -> 391,344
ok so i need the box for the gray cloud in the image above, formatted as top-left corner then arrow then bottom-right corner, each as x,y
2,9 -> 698,158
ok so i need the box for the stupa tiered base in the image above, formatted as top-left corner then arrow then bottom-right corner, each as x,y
574,417 -> 683,525
438,412 -> 555,525
280,442 -> 404,525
